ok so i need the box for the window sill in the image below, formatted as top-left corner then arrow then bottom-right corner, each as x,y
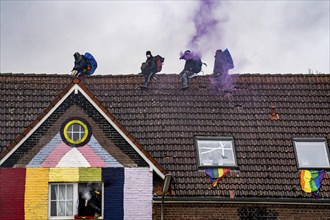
74,216 -> 97,219
49,216 -> 102,220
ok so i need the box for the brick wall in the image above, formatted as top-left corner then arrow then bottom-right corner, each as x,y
79,167 -> 102,181
0,168 -> 25,220
49,167 -> 79,182
1,167 -> 155,219
25,168 -> 49,220
102,167 -> 124,220
152,203 -> 330,220
2,93 -> 147,168
124,167 -> 153,220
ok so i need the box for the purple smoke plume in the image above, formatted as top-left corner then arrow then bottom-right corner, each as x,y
183,0 -> 236,90
187,0 -> 221,54
179,50 -> 201,61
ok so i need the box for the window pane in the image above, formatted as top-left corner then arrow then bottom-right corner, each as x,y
72,124 -> 80,131
51,185 -> 56,200
66,201 -> 73,216
197,139 -> 236,166
58,201 -> 66,216
50,184 -> 74,217
79,130 -> 85,139
72,133 -> 80,140
67,185 -> 73,200
67,123 -> 86,141
59,185 -> 65,200
51,201 -> 57,216
295,141 -> 330,168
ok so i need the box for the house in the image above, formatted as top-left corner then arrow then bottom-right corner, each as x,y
0,73 -> 330,220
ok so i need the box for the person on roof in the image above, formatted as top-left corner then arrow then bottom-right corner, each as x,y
71,52 -> 97,80
180,50 -> 206,89
140,51 -> 164,88
212,49 -> 234,76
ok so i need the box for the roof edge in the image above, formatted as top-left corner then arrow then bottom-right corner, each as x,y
76,80 -> 167,178
0,78 -> 167,179
0,80 -> 76,164
153,196 -> 330,205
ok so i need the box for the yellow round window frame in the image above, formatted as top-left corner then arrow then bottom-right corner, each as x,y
63,119 -> 89,145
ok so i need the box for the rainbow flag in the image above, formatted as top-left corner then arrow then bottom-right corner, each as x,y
205,168 -> 230,187
300,170 -> 325,193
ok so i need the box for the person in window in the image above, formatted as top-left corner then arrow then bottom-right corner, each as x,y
140,51 -> 157,88
78,183 -> 102,217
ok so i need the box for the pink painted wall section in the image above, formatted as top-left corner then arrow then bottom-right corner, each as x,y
124,167 -> 153,220
56,148 -> 90,167
78,145 -> 107,167
41,142 -> 71,167
29,136 -> 117,168
0,168 -> 26,220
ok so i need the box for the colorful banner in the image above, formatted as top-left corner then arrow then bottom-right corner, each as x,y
205,168 -> 230,187
300,170 -> 325,193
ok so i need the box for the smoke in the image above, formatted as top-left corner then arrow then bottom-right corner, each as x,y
179,50 -> 201,61
187,0 -> 222,56
80,186 -> 92,205
82,190 -> 91,200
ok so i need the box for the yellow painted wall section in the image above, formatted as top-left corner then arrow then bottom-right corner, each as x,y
49,168 -> 79,182
25,168 -> 49,220
79,168 -> 102,182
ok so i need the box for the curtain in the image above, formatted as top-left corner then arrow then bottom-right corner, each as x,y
52,184 -> 73,216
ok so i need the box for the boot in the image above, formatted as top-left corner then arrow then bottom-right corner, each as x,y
140,82 -> 148,89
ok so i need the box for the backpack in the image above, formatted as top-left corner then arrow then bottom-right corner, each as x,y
192,58 -> 203,73
223,49 -> 234,69
154,55 -> 165,73
83,52 -> 98,75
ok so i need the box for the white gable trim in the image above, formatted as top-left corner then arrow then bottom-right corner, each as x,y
0,84 -> 165,179
77,86 -> 165,179
0,85 -> 76,166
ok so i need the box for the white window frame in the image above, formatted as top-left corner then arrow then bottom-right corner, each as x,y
67,123 -> 85,141
293,138 -> 330,169
49,183 -> 104,220
195,136 -> 238,168
49,183 -> 78,220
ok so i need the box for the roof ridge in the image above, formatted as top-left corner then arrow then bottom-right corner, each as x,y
1,73 -> 329,78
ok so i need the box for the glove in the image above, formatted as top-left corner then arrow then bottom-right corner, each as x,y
71,70 -> 78,76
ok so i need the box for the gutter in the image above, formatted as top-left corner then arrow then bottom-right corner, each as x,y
153,197 -> 330,206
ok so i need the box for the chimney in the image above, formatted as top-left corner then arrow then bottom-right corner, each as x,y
271,106 -> 280,121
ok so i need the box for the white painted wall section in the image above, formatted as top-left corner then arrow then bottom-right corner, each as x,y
124,167 -> 153,220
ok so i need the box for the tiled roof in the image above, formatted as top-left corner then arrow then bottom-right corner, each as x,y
1,73 -> 330,200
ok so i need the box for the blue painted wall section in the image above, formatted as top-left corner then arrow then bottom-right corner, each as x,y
27,133 -> 62,167
102,167 -> 124,220
89,136 -> 123,167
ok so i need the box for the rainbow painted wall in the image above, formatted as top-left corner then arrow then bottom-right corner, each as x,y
0,167 -> 152,220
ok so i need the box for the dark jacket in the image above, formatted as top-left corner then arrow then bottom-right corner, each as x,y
73,57 -> 88,73
141,56 -> 156,75
183,59 -> 196,72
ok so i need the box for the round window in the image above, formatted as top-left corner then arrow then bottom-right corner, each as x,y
60,117 -> 92,147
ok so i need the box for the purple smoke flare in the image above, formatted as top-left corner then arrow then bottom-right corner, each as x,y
179,50 -> 201,61
187,0 -> 221,53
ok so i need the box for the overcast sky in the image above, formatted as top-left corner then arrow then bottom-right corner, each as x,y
1,0 -> 329,75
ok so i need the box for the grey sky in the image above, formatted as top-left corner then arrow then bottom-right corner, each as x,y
1,0 -> 329,75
